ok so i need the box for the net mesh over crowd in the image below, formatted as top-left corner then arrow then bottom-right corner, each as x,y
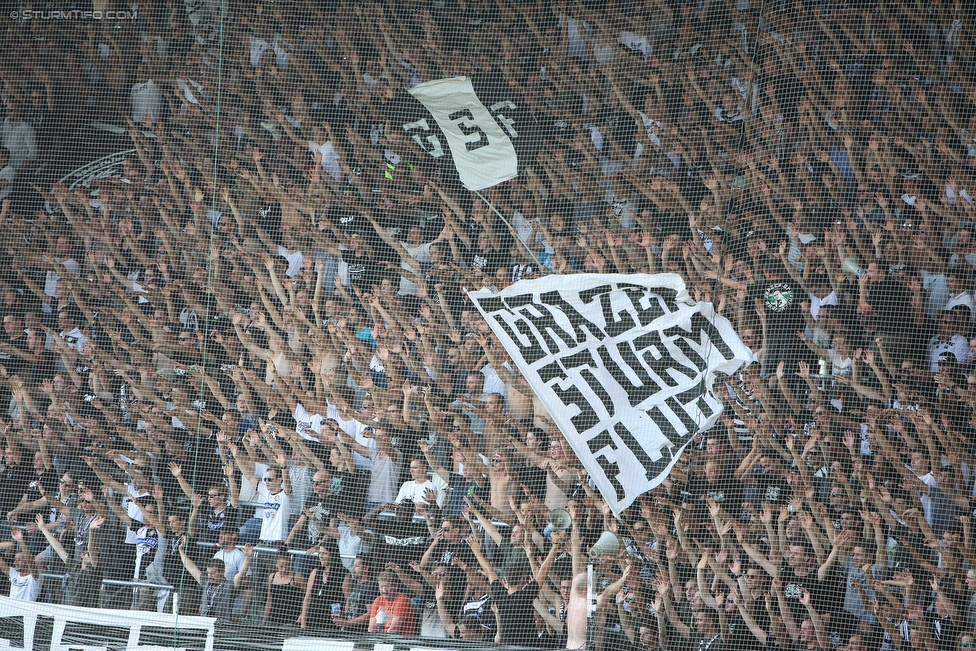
1,1 -> 976,650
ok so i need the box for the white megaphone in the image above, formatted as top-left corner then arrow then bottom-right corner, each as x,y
543,508 -> 572,537
549,508 -> 572,530
589,531 -> 620,559
841,256 -> 866,279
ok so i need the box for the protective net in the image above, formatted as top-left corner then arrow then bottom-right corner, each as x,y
0,1 -> 974,651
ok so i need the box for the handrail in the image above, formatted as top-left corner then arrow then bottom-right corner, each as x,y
101,579 -> 175,592
194,541 -> 358,559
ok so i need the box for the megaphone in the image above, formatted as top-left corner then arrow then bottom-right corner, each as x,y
550,508 -> 572,530
542,508 -> 572,537
841,256 -> 866,278
589,531 -> 620,559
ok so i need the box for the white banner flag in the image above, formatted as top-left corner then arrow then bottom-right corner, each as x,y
409,77 -> 518,191
468,274 -> 752,516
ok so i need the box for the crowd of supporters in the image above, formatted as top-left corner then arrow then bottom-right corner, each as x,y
3,1 -> 976,650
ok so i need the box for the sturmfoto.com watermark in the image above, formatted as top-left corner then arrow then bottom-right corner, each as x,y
10,9 -> 138,20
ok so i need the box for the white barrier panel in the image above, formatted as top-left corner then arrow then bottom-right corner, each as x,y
281,639 -> 355,651
0,596 -> 214,651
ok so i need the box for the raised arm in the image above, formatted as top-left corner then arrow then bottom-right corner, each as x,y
168,462 -> 195,499
178,537 -> 204,584
10,527 -> 38,578
235,543 -> 255,588
34,512 -> 70,563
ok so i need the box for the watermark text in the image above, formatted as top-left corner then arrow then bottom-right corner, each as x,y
11,10 -> 138,21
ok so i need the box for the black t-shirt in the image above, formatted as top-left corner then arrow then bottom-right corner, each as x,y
936,614 -> 962,651
747,278 -> 804,330
749,470 -> 792,508
491,579 -> 540,646
780,565 -> 844,622
0,463 -> 32,519
374,517 -> 430,568
202,504 -> 241,545
727,615 -> 763,651
64,557 -> 104,607
303,497 -> 336,546
163,534 -> 206,587
0,334 -> 30,376
200,578 -> 240,621
689,476 -> 743,515
348,577 -> 379,620
747,278 -> 806,365
22,468 -> 59,519
427,539 -> 477,570
327,470 -> 364,517
867,277 -> 913,334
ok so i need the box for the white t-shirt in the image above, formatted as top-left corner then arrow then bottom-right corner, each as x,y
42,257 -> 81,314
808,291 -> 837,321
8,567 -> 39,601
328,402 -> 376,470
0,164 -> 15,201
130,79 -> 162,124
294,403 -> 324,441
122,485 -> 148,545
394,479 -> 439,505
481,364 -> 511,398
368,447 -> 401,505
213,547 -> 248,582
257,482 -> 290,542
945,292 -> 976,321
288,464 -> 313,516
134,525 -> 166,580
928,334 -> 972,371
1,119 -> 36,170
338,523 -> 366,572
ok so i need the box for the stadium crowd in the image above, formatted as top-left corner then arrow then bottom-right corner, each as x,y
3,1 -> 976,650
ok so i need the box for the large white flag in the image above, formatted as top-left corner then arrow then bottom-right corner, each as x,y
468,274 -> 752,516
409,77 -> 518,191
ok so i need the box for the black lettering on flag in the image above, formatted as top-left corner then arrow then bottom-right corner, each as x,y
537,291 -> 606,343
646,397 -> 700,439
632,330 -> 698,388
488,316 -> 547,365
579,285 -> 637,338
596,344 -> 655,405
616,284 -> 677,326
471,295 -> 547,363
662,324 -> 707,371
504,295 -> 578,353
647,404 -> 676,435
666,396 -> 700,435
584,429 -> 626,501
587,422 -> 679,490
538,361 -> 601,432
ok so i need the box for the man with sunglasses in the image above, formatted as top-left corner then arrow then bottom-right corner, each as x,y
188,484 -> 241,546
419,516 -> 476,571
233,454 -> 292,547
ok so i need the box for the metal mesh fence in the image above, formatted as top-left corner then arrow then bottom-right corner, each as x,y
0,1 -> 975,651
